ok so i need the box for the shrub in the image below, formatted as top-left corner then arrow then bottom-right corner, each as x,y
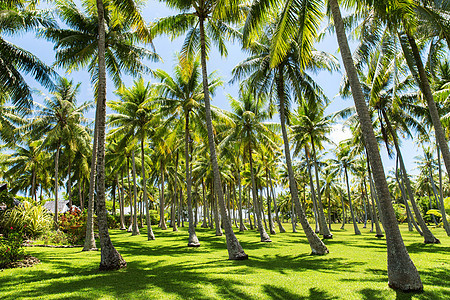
1,201 -> 52,238
59,207 -> 86,245
38,230 -> 69,246
392,203 -> 407,223
0,227 -> 25,268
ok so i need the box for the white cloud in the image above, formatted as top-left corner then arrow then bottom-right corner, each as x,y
328,123 -> 352,146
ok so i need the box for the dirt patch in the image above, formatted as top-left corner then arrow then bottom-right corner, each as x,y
2,255 -> 40,269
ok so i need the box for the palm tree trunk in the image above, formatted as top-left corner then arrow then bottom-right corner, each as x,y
67,154 -> 72,207
53,143 -> 61,228
311,139 -> 332,238
83,103 -> 99,250
201,179 -> 208,228
382,111 -> 438,243
185,112 -> 200,246
237,167 -> 246,231
406,33 -> 450,181
268,167 -> 285,233
199,18 -> 247,259
329,0 -> 421,290
159,163 -> 167,230
141,140 -> 154,240
131,150 -> 140,236
277,68 -> 328,254
429,164 -> 450,235
265,171 -> 276,234
291,200 -> 297,233
305,146 -> 321,234
32,167 -> 36,203
249,145 -> 271,242
95,0 -> 125,271
120,169 -> 126,230
362,176 -> 375,232
340,190 -> 345,230
344,167 -> 361,235
436,147 -> 450,235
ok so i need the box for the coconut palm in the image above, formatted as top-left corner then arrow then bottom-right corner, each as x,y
327,0 -> 422,290
235,19 -> 331,253
29,78 -> 90,227
152,0 -> 248,260
154,54 -> 223,246
108,78 -> 158,240
290,98 -> 334,238
220,89 -> 278,242
0,0 -> 56,113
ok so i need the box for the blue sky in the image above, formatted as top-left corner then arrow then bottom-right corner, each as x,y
8,0 -> 425,181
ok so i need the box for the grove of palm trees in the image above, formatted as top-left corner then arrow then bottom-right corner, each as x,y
1,0 -> 449,298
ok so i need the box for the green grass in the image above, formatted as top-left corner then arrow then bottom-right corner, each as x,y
1,223 -> 449,299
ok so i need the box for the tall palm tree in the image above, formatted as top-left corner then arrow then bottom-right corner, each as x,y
220,89 -> 278,242
154,54 -> 223,246
327,0 -> 422,290
236,20 -> 331,254
29,78 -> 90,227
152,0 -> 248,260
109,78 -> 157,240
290,98 -> 334,238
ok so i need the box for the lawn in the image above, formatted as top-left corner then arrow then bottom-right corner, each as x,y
1,224 -> 449,299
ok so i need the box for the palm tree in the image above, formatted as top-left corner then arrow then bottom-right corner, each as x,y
327,0 -> 422,290
333,142 -> 361,235
236,20 -> 331,254
154,54 -> 223,246
290,98 -> 334,238
29,78 -> 90,227
152,0 -> 248,260
0,0 -> 56,113
109,78 -> 157,240
220,89 -> 278,242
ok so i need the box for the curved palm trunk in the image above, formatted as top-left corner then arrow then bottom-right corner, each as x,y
362,176 -> 375,232
344,166 -> 361,235
199,18 -> 247,259
382,111 -> 438,243
311,139 -> 332,238
53,143 -> 61,228
95,0 -> 126,271
83,113 -> 98,250
429,164 -> 450,235
185,112 -> 200,247
249,146 -> 271,242
436,147 -> 450,235
406,33 -> 450,182
201,179 -> 208,228
213,184 -> 223,236
329,0 -> 421,290
141,140 -> 154,240
237,167 -> 247,231
305,147 -> 321,233
131,150 -> 140,236
277,68 -> 328,255
395,155 -> 421,234
268,167 -> 285,233
340,190 -> 345,230
159,163 -> 167,230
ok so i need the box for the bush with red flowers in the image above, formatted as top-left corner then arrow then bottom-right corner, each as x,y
58,207 -> 86,245
0,226 -> 25,268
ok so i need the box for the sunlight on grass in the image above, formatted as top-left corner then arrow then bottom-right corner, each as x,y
1,224 -> 449,299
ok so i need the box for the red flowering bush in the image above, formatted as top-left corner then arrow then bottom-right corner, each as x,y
58,207 -> 86,245
0,227 -> 25,268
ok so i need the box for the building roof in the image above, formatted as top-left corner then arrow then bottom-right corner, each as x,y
43,200 -> 70,214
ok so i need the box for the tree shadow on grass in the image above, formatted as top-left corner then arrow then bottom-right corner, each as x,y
406,242 -> 450,255
263,285 -> 338,300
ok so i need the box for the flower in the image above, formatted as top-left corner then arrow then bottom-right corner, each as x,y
6,248 -> 9,252
10,227 -> 13,230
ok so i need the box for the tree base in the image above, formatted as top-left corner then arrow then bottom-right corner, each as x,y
229,253 -> 249,260
424,238 -> 440,244
261,237 -> 272,242
188,242 -> 201,247
375,234 -> 384,238
388,282 -> 423,293
323,234 -> 333,239
82,247 -> 98,251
